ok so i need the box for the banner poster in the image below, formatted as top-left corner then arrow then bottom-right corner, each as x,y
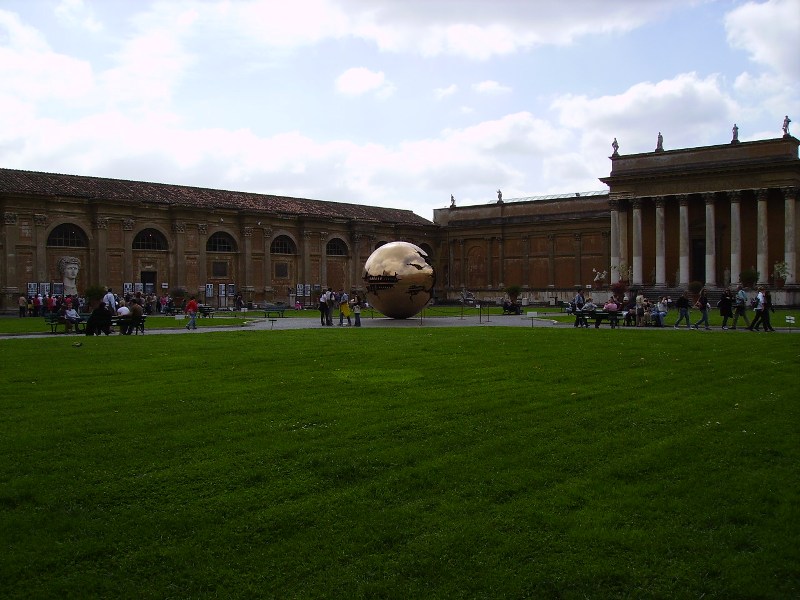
145,283 -> 155,295
40,282 -> 51,296
296,283 -> 304,297
27,282 -> 39,296
52,283 -> 64,296
162,282 -> 169,289
227,284 -> 235,297
123,282 -> 134,296
304,284 -> 311,297
205,284 -> 214,298
134,282 -> 144,294
219,283 -> 226,297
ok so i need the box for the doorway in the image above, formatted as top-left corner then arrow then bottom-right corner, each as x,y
690,239 -> 705,283
141,271 -> 157,295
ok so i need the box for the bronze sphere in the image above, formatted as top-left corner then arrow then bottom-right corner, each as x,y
362,241 -> 436,319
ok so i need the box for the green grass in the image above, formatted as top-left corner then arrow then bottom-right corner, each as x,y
0,314 -> 251,334
1,329 -> 798,598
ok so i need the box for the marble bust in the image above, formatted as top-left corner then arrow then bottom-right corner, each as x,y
57,256 -> 81,296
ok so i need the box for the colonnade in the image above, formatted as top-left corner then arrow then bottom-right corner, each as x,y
610,187 -> 797,287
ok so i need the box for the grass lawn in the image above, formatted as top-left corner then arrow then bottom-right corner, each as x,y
1,328 -> 798,598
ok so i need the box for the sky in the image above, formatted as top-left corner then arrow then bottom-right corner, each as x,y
1,0 -> 799,220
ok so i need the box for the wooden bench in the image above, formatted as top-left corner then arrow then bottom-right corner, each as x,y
198,305 -> 216,318
263,305 -> 287,318
44,314 -> 85,334
584,310 -> 624,328
111,315 -> 147,335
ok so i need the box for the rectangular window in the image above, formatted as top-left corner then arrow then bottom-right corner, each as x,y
212,261 -> 228,277
274,262 -> 289,278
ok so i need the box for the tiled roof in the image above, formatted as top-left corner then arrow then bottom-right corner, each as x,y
0,168 -> 433,227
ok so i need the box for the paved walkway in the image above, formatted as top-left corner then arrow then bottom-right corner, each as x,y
1,311 -> 794,339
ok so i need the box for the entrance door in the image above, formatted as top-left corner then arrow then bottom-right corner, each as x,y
690,239 -> 705,283
141,271 -> 157,295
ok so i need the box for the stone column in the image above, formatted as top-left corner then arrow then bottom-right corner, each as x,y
729,191 -> 741,286
34,213 -> 49,282
242,227 -> 253,292
2,213 -> 19,302
318,231 -> 327,287
756,189 -> 769,284
573,233 -> 582,287
631,198 -> 643,286
547,234 -> 555,287
197,224 -> 208,297
93,216 -> 109,285
609,199 -> 620,282
350,233 -> 362,287
172,221 -> 186,289
678,195 -> 690,287
459,239 -> 466,289
123,218 -> 135,284
703,193 -> 717,286
497,236 -> 505,288
522,235 -> 530,287
619,201 -> 628,276
783,187 -> 797,285
654,196 -> 666,286
485,237 -> 493,289
261,228 -> 273,293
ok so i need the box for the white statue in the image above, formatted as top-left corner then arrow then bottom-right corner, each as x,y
57,256 -> 81,296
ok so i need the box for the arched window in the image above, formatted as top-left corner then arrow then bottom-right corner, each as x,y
206,232 -> 237,252
47,223 -> 88,248
132,228 -> 168,251
270,235 -> 297,254
326,238 -> 347,256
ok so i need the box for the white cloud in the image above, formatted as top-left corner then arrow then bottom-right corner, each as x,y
725,0 -> 800,80
472,80 -> 512,95
335,67 -> 396,98
434,84 -> 458,100
55,0 -> 103,33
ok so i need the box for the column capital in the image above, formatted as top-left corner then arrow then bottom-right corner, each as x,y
198,223 -> 208,235
263,228 -> 273,239
34,213 -> 48,227
781,186 -> 798,200
630,198 -> 642,210
547,233 -> 556,242
93,217 -> 109,230
728,190 -> 742,203
172,221 -> 186,234
123,218 -> 135,231
3,212 -> 17,225
703,192 -> 715,205
677,194 -> 689,207
756,188 -> 769,202
319,231 -> 328,239
609,198 -> 620,211
573,233 -> 582,241
242,227 -> 253,237
653,196 -> 665,208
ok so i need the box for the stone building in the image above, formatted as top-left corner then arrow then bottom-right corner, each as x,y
432,133 -> 799,305
0,169 -> 435,310
1,132 -> 798,312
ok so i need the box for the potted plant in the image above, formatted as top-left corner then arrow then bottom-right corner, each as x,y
83,284 -> 107,310
610,279 -> 627,299
773,261 -> 790,287
739,267 -> 759,288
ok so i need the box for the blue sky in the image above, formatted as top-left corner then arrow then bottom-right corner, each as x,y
1,0 -> 798,219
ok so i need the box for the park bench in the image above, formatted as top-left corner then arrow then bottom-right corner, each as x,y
111,315 -> 147,335
44,313 -> 68,333
584,310 -> 624,329
263,304 -> 287,318
198,305 -> 216,318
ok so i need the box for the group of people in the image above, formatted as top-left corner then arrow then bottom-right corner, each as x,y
317,288 -> 363,327
81,288 -> 146,335
18,293 -> 87,318
569,283 -> 776,331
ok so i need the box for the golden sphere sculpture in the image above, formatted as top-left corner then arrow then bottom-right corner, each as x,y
362,241 -> 436,319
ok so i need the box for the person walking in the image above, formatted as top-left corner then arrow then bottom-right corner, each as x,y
318,292 -> 327,326
185,295 -> 199,330
748,287 -> 766,331
731,284 -> 750,329
338,289 -> 351,326
718,289 -> 733,330
673,291 -> 691,328
692,288 -> 711,330
761,290 -> 776,332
